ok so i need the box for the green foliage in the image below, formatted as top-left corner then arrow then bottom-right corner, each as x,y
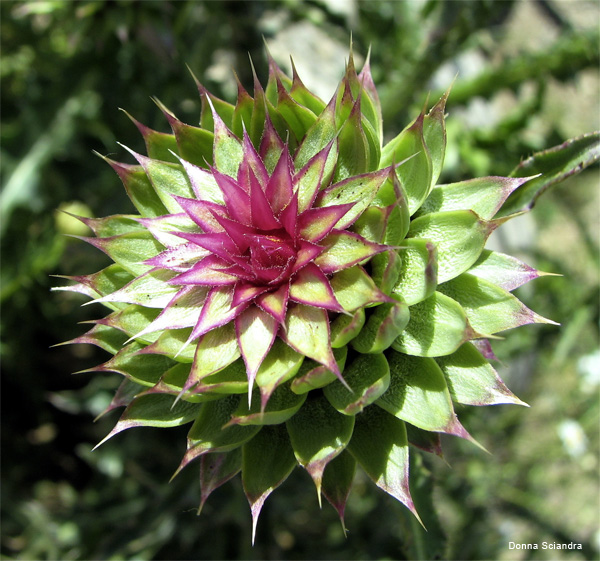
2,1 -> 598,559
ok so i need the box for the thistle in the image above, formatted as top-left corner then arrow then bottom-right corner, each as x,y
56,48 -> 557,538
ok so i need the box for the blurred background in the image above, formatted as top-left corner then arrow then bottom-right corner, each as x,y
1,1 -> 598,559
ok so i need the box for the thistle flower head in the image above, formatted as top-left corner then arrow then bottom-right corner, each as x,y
144,125 -> 392,392
57,47 -> 556,539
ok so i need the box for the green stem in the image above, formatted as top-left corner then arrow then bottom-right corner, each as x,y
433,29 -> 599,105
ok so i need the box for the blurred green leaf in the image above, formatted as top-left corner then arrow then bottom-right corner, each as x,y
501,132 -> 600,215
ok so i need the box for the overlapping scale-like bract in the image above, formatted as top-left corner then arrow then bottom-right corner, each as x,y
57,49 -> 557,540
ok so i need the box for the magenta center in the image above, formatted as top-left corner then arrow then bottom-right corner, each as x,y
245,230 -> 296,283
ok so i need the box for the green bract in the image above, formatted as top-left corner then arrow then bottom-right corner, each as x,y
57,48 -> 557,540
